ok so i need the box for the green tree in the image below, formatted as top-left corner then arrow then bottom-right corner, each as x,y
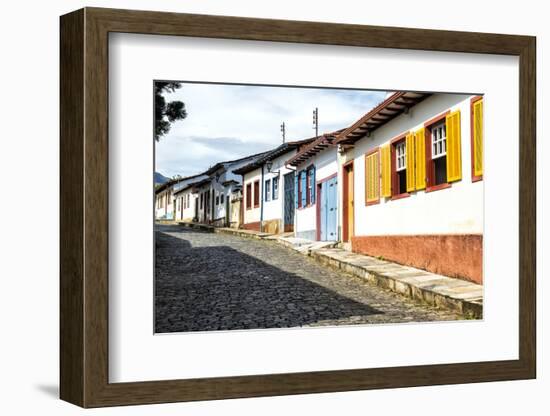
155,82 -> 188,141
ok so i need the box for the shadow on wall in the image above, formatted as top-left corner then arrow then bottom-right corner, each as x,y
154,231 -> 382,333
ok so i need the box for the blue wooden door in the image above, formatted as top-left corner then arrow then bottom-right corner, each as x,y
320,177 -> 338,241
320,181 -> 328,241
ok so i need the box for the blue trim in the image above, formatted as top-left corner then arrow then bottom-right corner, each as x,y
310,165 -> 316,204
294,174 -> 299,209
300,170 -> 307,208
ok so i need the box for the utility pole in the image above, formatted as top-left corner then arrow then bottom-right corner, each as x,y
312,107 -> 319,137
280,122 -> 286,143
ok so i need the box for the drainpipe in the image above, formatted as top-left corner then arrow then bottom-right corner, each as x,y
260,164 -> 265,232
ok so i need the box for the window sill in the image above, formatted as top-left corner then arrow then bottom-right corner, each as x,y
390,193 -> 410,201
472,175 -> 483,183
426,183 -> 452,193
366,199 -> 380,206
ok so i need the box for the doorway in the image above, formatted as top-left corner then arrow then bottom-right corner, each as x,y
283,172 -> 295,232
342,162 -> 354,242
317,176 -> 338,241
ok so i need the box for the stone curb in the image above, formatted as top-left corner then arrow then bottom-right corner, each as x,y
176,221 -> 273,240
309,249 -> 483,319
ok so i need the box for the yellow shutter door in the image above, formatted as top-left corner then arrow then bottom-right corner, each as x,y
415,127 -> 426,190
473,99 -> 483,177
381,144 -> 391,197
406,133 -> 415,192
446,110 -> 462,182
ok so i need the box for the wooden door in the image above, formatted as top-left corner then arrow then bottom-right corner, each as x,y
326,176 -> 338,241
283,172 -> 295,232
343,162 -> 354,242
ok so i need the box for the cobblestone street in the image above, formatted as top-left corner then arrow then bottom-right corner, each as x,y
155,224 -> 461,332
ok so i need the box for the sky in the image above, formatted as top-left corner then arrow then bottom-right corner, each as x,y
155,82 -> 388,178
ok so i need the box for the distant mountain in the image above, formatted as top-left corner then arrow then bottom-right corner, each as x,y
154,172 -> 170,185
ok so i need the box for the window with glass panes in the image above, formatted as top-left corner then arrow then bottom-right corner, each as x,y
431,121 -> 447,185
265,179 -> 271,201
393,140 -> 407,195
272,177 -> 279,199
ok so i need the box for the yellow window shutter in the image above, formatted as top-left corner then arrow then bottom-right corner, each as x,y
364,154 -> 371,202
446,110 -> 462,182
415,127 -> 426,190
405,133 -> 415,192
381,144 -> 391,197
365,152 -> 379,203
473,99 -> 483,177
374,151 -> 380,199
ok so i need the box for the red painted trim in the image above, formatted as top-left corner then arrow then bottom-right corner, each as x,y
318,172 -> 338,183
423,110 -> 450,128
245,182 -> 252,210
315,172 -> 338,240
365,146 -> 379,156
390,192 -> 410,201
389,133 -> 407,145
470,95 -> 484,182
424,112 -> 451,188
315,182 -> 322,241
426,182 -> 452,193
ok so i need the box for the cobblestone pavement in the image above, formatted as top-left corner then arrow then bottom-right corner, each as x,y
155,224 -> 461,332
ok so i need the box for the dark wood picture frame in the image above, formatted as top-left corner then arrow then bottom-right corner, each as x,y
60,7 -> 536,408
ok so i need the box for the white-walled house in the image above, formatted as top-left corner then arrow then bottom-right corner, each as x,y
155,182 -> 175,220
335,91 -> 484,284
286,133 -> 340,241
195,152 -> 268,227
234,138 -> 314,233
154,173 -> 208,220
173,184 -> 199,222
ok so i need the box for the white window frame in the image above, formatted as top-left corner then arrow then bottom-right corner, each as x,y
395,141 -> 406,172
265,179 -> 271,201
431,120 -> 447,159
272,177 -> 279,200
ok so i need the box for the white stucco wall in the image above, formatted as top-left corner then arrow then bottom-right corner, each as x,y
196,183 -> 212,223
174,188 -> 198,221
342,93 -> 483,237
262,150 -> 297,222
154,189 -> 173,220
295,147 -> 338,238
242,167 -> 261,225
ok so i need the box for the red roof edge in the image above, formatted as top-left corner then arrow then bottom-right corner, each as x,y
334,91 -> 406,144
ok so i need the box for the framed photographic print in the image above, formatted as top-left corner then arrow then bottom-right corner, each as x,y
60,7 -> 536,408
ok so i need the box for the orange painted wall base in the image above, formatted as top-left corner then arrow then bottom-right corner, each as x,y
351,234 -> 483,284
242,221 -> 261,232
243,219 -> 283,234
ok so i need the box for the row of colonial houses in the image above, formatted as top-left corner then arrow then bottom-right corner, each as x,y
156,91 -> 484,284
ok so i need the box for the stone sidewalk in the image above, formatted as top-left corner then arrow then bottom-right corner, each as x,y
175,221 -> 483,318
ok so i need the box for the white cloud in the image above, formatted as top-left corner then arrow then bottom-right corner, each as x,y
156,82 -> 387,177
